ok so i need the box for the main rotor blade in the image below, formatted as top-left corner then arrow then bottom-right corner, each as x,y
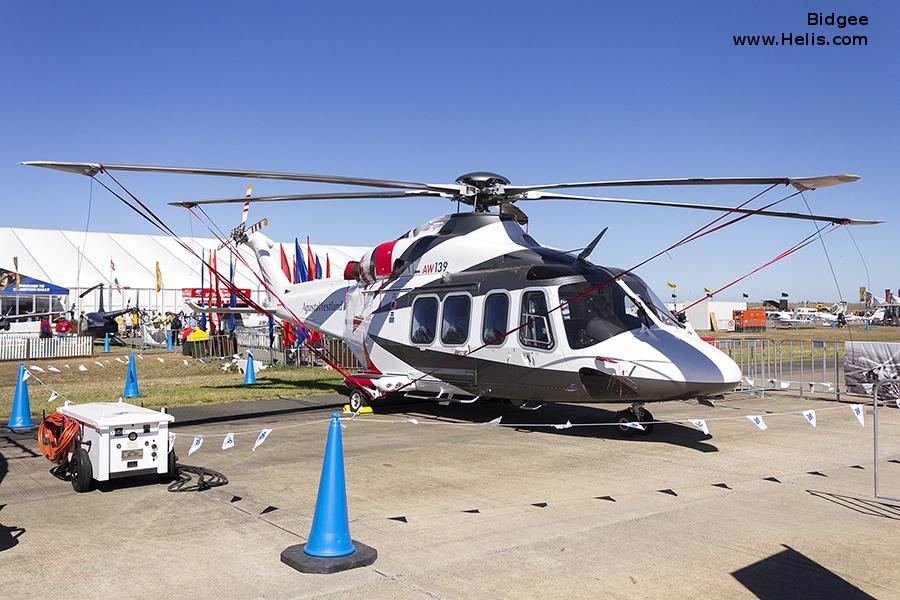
505,174 -> 860,194
518,192 -> 882,225
169,189 -> 448,207
21,161 -> 463,194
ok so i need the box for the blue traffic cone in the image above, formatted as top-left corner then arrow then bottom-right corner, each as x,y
7,362 -> 34,431
165,330 -> 173,351
103,333 -> 111,353
280,412 -> 376,573
243,352 -> 257,385
122,352 -> 140,398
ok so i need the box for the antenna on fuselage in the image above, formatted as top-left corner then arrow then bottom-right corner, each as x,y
576,227 -> 608,263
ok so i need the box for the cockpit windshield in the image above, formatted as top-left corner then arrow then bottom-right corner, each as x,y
619,274 -> 682,328
558,272 -> 683,349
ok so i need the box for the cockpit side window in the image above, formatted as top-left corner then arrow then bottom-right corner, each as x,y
519,291 -> 554,350
621,274 -> 683,328
559,282 -> 648,349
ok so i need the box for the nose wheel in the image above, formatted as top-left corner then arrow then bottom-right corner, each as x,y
615,405 -> 655,437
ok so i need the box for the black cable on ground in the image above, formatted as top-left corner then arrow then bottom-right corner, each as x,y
167,463 -> 229,492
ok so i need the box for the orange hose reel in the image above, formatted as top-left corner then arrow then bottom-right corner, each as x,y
38,413 -> 81,464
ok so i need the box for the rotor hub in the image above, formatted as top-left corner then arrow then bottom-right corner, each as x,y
455,172 -> 511,210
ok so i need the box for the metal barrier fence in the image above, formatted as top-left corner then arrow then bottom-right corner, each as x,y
873,379 -> 900,502
182,335 -> 237,360
0,334 -> 94,361
233,326 -> 363,370
714,338 -> 845,399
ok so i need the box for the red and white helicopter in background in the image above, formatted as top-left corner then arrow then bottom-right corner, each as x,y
24,162 -> 879,435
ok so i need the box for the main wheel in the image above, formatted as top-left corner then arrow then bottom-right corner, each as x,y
348,388 -> 368,412
616,409 -> 639,437
637,408 -> 655,436
70,447 -> 93,493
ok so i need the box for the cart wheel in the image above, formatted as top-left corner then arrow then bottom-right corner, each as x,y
348,388 -> 368,412
70,447 -> 93,493
165,449 -> 177,480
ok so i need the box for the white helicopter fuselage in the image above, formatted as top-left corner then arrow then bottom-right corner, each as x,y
249,212 -> 742,404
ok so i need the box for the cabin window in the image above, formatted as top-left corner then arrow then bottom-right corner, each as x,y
410,296 -> 438,344
519,291 -> 554,350
482,293 -> 509,345
441,295 -> 471,345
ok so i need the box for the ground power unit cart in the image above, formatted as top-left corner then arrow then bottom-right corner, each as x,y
39,400 -> 175,492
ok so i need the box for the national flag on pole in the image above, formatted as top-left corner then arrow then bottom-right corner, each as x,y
280,244 -> 292,282
110,259 -> 116,271
307,237 -> 315,281
704,287 -> 713,295
199,250 -> 207,331
294,238 -> 308,283
781,292 -> 789,298
666,282 -> 677,288
228,255 -> 236,333
742,292 -> 749,298
315,255 -> 322,280
155,261 -> 163,292
326,254 -> 331,278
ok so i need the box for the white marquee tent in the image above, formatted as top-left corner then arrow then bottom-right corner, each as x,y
0,227 -> 369,315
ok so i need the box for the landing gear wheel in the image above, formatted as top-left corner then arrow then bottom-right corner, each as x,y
348,388 -> 368,412
637,408 -> 655,436
70,447 -> 92,493
616,409 -> 639,438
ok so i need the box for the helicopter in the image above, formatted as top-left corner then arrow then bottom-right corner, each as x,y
78,282 -> 137,343
23,162 -> 880,435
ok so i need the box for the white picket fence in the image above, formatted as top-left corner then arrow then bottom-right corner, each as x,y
0,334 -> 94,361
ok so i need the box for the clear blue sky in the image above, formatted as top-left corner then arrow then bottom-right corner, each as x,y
2,1 -> 897,302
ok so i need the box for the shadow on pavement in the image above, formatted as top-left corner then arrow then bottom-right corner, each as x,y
732,544 -> 876,599
377,398 -> 718,453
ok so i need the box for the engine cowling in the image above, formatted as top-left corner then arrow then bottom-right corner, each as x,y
356,240 -> 399,283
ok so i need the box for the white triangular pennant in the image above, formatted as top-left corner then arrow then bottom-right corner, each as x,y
94,361 -> 104,368
553,420 -> 573,430
116,357 -> 125,364
252,429 -> 272,451
779,380 -> 791,390
48,391 -> 59,403
744,377 -> 755,387
48,366 -> 60,373
29,365 -> 44,373
406,418 -> 419,425
188,435 -> 203,455
21,369 -> 31,382
896,400 -> 900,410
821,382 -> 833,392
182,359 -> 189,366
157,357 -> 165,363
486,416 -> 502,425
807,382 -> 815,391
78,364 -> 88,372
747,415 -> 767,430
624,421 -> 645,431
169,432 -> 176,450
802,410 -> 816,428
851,404 -> 864,427
222,432 -> 235,450
689,419 -> 709,435
137,354 -> 144,360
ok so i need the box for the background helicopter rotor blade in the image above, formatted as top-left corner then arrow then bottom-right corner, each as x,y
516,192 -> 882,225
21,161 -> 464,194
241,184 -> 252,225
505,174 -> 860,194
169,189 -> 448,207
